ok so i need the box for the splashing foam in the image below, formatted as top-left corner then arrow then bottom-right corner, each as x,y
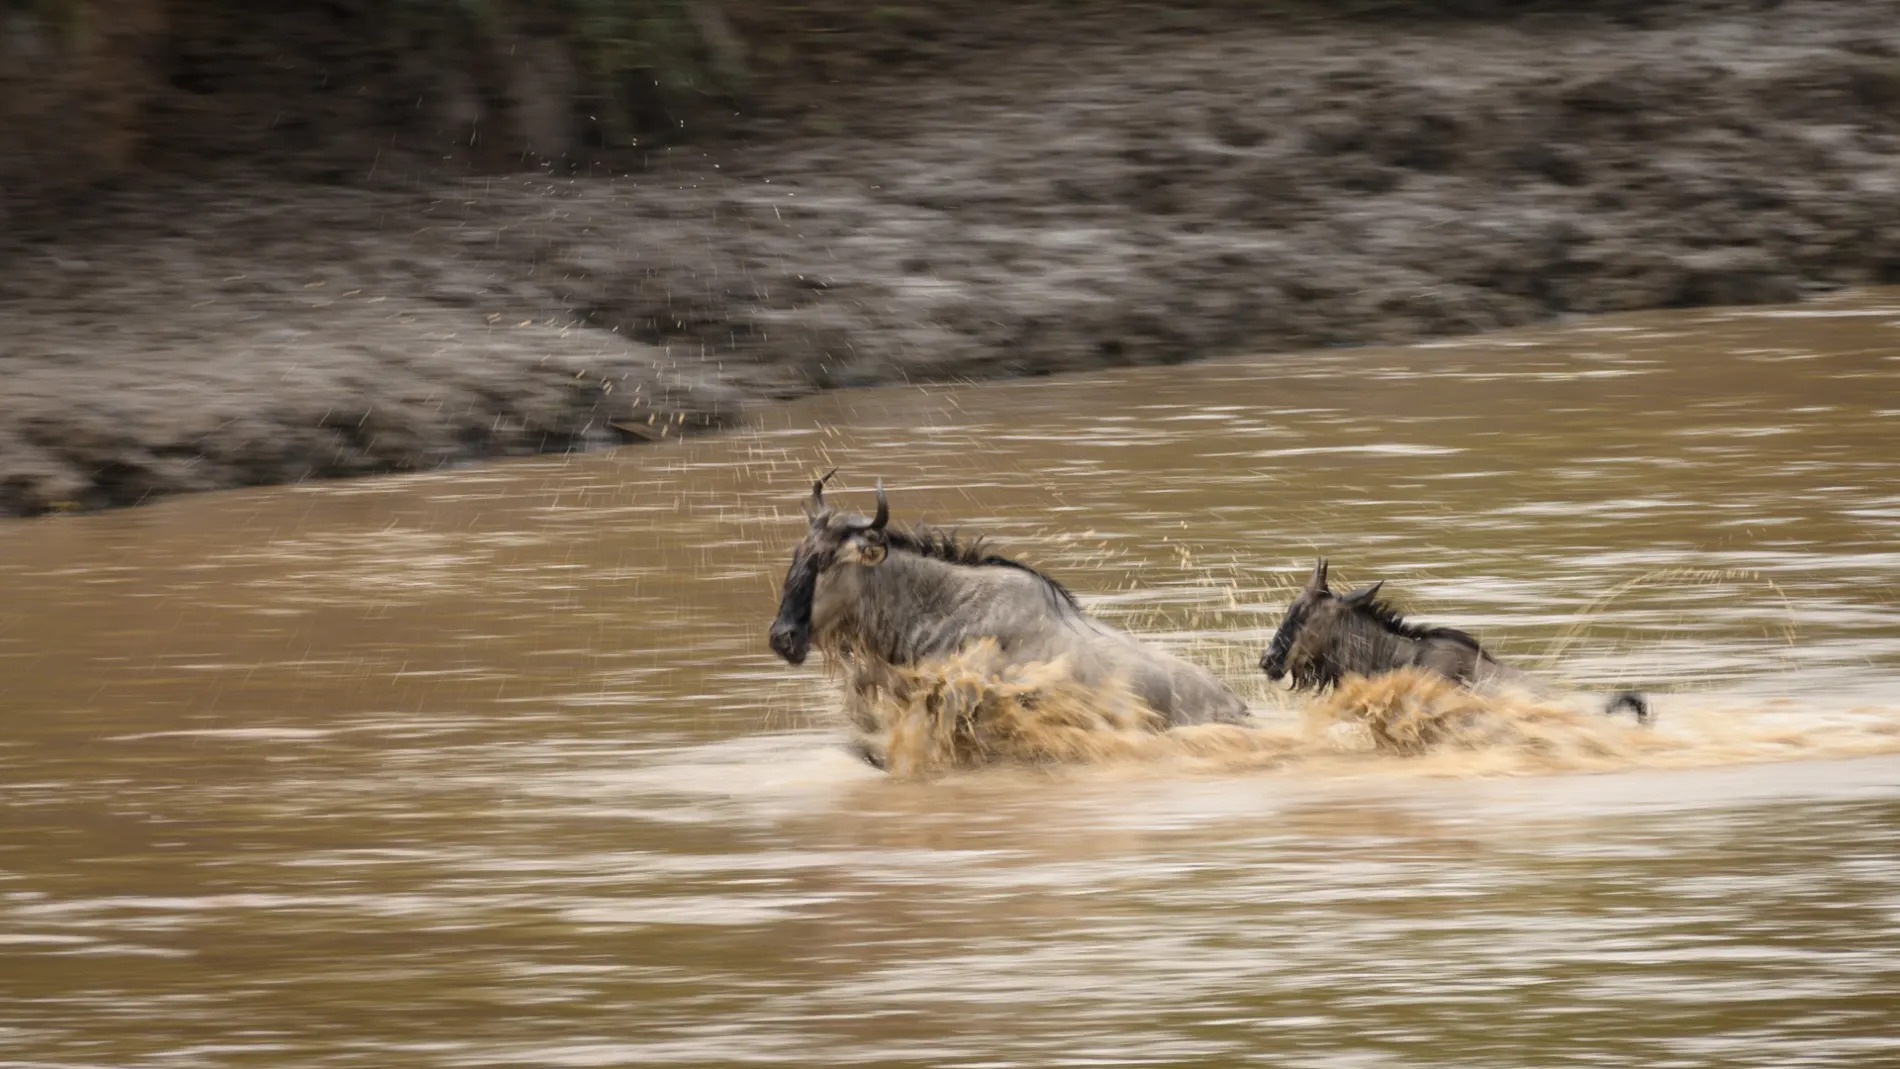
856,646 -> 1900,781
866,640 -> 1290,778
1303,670 -> 1652,775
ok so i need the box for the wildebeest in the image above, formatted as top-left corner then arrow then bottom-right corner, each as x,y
1259,559 -> 1651,724
769,472 -> 1251,762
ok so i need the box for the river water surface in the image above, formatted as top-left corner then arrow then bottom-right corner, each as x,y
4,293 -> 1900,1067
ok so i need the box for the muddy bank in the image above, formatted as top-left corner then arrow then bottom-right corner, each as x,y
6,0 -> 1900,515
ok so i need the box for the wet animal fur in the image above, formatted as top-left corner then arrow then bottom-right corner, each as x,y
769,475 -> 1250,766
1261,559 -> 1650,725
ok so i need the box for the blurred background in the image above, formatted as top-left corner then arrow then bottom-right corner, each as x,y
5,0 -> 1898,514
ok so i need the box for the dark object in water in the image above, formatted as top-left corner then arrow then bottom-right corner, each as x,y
770,471 -> 1252,764
1260,559 -> 1651,725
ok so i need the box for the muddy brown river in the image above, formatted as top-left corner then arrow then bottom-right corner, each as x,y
4,293 -> 1900,1067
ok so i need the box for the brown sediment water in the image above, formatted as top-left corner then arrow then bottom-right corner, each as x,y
2,292 -> 1899,1066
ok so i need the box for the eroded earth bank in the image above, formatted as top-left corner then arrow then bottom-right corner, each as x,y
5,0 -> 1900,515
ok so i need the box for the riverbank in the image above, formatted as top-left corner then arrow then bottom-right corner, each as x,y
5,0 -> 1899,516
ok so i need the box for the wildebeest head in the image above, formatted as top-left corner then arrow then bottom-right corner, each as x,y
768,469 -> 891,665
1258,558 -> 1384,690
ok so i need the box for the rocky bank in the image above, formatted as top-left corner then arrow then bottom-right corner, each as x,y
4,0 -> 1900,515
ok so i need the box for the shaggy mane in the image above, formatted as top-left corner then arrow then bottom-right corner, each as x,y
1353,596 -> 1484,651
885,524 -> 1082,611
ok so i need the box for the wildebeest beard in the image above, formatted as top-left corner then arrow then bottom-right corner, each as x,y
1275,605 -> 1349,693
1260,603 -> 1299,678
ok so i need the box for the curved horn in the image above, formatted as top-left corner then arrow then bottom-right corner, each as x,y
802,467 -> 839,522
812,467 -> 839,502
870,479 -> 889,531
1305,557 -> 1330,594
1342,580 -> 1384,607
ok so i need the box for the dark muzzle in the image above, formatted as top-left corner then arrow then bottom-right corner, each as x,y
1260,602 -> 1307,682
769,618 -> 810,665
1260,652 -> 1286,681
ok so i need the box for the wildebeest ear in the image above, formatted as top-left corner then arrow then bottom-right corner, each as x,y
1305,558 -> 1330,594
1342,580 -> 1384,606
